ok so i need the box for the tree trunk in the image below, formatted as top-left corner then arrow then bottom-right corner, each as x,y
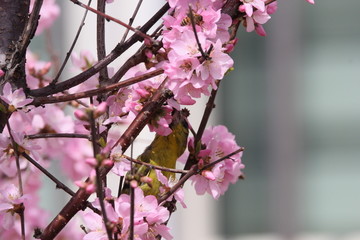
0,0 -> 30,132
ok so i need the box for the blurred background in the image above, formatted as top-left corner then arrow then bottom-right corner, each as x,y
33,0 -> 360,239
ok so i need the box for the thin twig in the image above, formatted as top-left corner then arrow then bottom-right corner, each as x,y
17,0 -> 43,63
199,148 -> 244,171
21,152 -> 100,214
52,0 -> 92,84
29,3 -> 170,97
194,81 -> 219,147
158,165 -> 197,204
111,77 -> 170,150
22,153 -> 75,197
188,6 -> 209,60
26,133 -> 90,140
70,0 -> 155,43
265,0 -> 276,5
6,122 -> 25,239
117,176 -> 124,198
129,142 -> 135,240
89,105 -> 113,240
97,0 -> 109,84
120,0 -> 143,44
121,155 -> 189,174
159,148 -> 244,204
183,81 -> 220,173
31,68 -> 164,106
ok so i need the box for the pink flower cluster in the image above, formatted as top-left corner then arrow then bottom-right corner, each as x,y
83,188 -> 172,240
162,0 -> 234,105
190,125 -> 245,199
239,0 -> 314,36
239,0 -> 277,36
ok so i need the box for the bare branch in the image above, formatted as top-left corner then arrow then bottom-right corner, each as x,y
26,133 -> 90,140
70,0 -> 155,43
120,0 -> 144,43
97,0 -> 109,84
28,3 -> 170,97
22,152 -> 100,214
121,155 -> 189,174
52,0 -> 92,84
31,68 -> 164,106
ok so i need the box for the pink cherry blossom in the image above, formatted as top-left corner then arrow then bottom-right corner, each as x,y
245,10 -> 271,34
306,0 -> 315,4
190,125 -> 245,199
105,88 -> 131,123
0,184 -> 28,230
123,65 -> 176,135
239,0 -> 266,17
83,188 -> 171,240
196,39 -> 234,82
0,83 -> 33,112
244,1 -> 277,36
156,170 -> 187,208
0,130 -> 41,177
111,146 -> 131,177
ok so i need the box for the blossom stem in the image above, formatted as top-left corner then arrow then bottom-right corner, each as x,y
129,143 -> 135,240
31,68 -> 164,106
52,0 -> 92,84
199,148 -> 245,171
158,165 -> 198,204
97,0 -> 109,84
183,81 -> 220,173
17,0 -> 43,67
29,3 -> 170,97
69,0 -> 155,44
159,149 -> 244,205
6,121 -> 25,240
21,152 -> 100,214
121,155 -> 189,174
88,108 -> 113,240
265,0 -> 277,5
188,6 -> 209,60
26,133 -> 90,140
120,0 -> 144,44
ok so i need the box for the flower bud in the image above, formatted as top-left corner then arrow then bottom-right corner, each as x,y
140,176 -> 153,184
130,180 -> 138,188
85,157 -> 97,167
74,109 -> 88,121
94,102 -> 107,118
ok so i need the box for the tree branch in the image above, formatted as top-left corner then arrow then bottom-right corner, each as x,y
28,3 -> 170,97
97,0 -> 109,84
31,68 -> 164,106
39,80 -> 172,239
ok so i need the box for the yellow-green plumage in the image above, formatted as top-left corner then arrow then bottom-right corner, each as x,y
123,110 -> 189,196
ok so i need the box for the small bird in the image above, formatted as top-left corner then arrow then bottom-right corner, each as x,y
122,109 -> 189,196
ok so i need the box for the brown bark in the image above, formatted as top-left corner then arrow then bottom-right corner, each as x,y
0,0 -> 30,132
